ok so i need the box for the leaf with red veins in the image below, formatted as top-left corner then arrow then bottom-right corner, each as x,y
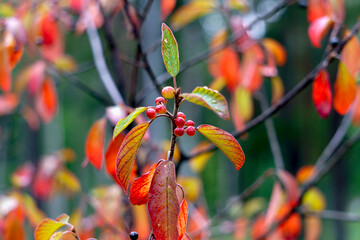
312,69 -> 332,118
116,122 -> 150,194
105,133 -> 125,185
129,160 -> 164,205
35,77 -> 58,123
85,118 -> 107,170
196,124 -> 245,170
148,161 -> 180,240
308,16 -> 333,48
178,199 -> 189,240
334,62 -> 357,115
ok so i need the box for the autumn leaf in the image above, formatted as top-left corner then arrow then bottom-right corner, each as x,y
296,165 -> 316,184
0,41 -> 12,92
116,122 -> 150,194
35,77 -> 58,123
189,141 -> 214,173
271,76 -> 285,104
196,124 -> 245,170
312,69 -> 332,118
53,55 -> 78,73
182,86 -> 230,120
264,182 -> 282,229
4,213 -> 25,240
148,161 -> 180,240
113,107 -> 147,139
34,214 -> 69,240
240,48 -> 263,92
341,30 -> 360,78
277,170 -> 299,206
178,199 -> 188,240
307,0 -> 333,23
302,187 -> 326,212
334,62 -> 356,115
170,0 -> 216,30
161,0 -> 176,20
105,133 -> 125,184
161,23 -> 180,77
85,118 -> 107,170
308,16 -> 333,48
262,38 -> 287,66
208,29 -> 228,78
54,169 -> 81,196
233,86 -> 253,122
4,31 -> 24,68
0,93 -> 19,115
129,160 -> 164,205
219,47 -> 240,91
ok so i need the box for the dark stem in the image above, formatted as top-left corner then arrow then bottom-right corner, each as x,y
168,89 -> 182,161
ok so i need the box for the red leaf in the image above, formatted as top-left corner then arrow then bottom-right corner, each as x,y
129,160 -> 164,205
4,31 -> 24,68
240,48 -> 263,92
178,199 -> 189,240
35,77 -> 58,123
85,118 -> 107,170
4,213 -> 25,240
0,41 -> 12,92
161,0 -> 177,20
105,133 -> 125,184
308,16 -> 333,48
312,69 -> 332,118
26,61 -> 47,95
307,0 -> 333,23
219,47 -> 240,91
334,62 -> 357,115
116,122 -> 150,194
148,161 -> 180,240
196,124 -> 245,170
0,93 -> 19,115
264,182 -> 282,229
277,170 -> 299,206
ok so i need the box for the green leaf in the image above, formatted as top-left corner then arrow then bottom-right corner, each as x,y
196,124 -> 245,170
113,107 -> 147,139
116,122 -> 150,194
182,86 -> 230,120
161,23 -> 180,77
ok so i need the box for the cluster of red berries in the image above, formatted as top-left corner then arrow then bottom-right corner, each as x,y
174,113 -> 196,137
145,86 -> 196,137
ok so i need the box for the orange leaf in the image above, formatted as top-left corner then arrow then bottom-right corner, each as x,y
178,199 -> 189,240
296,165 -> 316,184
277,170 -> 299,206
308,16 -> 333,48
85,118 -> 107,170
161,0 -> 176,20
312,69 -> 332,118
35,77 -> 58,123
219,47 -> 240,91
341,31 -> 360,78
334,62 -> 356,115
0,41 -> 12,92
262,38 -> 287,66
116,122 -> 150,193
132,205 -> 151,240
240,48 -> 263,92
0,93 -> 18,115
304,216 -> 322,240
148,161 -> 180,240
105,132 -> 125,184
271,76 -> 284,104
4,214 -> 25,240
230,95 -> 246,132
4,31 -> 23,68
196,124 -> 245,170
208,29 -> 227,78
276,204 -> 302,239
129,160 -> 164,205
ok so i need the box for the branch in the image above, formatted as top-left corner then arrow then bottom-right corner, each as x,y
85,8 -> 125,105
301,208 -> 360,222
182,17 -> 360,161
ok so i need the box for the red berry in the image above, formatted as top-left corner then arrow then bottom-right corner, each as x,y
175,117 -> 185,127
162,86 -> 175,99
174,127 -> 185,137
155,97 -> 166,105
186,126 -> 196,136
186,120 -> 195,126
177,112 -> 186,119
155,105 -> 166,114
146,107 -> 156,120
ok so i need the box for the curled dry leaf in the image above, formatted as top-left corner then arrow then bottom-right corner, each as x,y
116,122 -> 150,194
85,118 -> 107,170
196,124 -> 245,170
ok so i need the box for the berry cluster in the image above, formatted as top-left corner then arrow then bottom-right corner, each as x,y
146,86 -> 196,137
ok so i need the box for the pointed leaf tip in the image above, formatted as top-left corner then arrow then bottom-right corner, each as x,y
196,124 -> 245,170
113,107 -> 147,139
182,86 -> 230,120
161,23 -> 180,77
116,122 -> 150,194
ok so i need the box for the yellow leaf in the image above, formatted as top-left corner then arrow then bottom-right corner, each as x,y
234,86 -> 253,122
177,177 -> 202,202
271,76 -> 285,104
334,62 -> 356,115
34,214 -> 69,240
189,142 -> 214,173
302,187 -> 326,212
54,169 -> 81,196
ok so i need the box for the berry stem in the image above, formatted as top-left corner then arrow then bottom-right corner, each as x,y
168,88 -> 182,161
173,76 -> 177,90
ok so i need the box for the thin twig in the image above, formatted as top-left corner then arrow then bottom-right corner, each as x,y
85,6 -> 125,105
301,208 -> 360,222
256,90 -> 284,170
140,0 -> 155,23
